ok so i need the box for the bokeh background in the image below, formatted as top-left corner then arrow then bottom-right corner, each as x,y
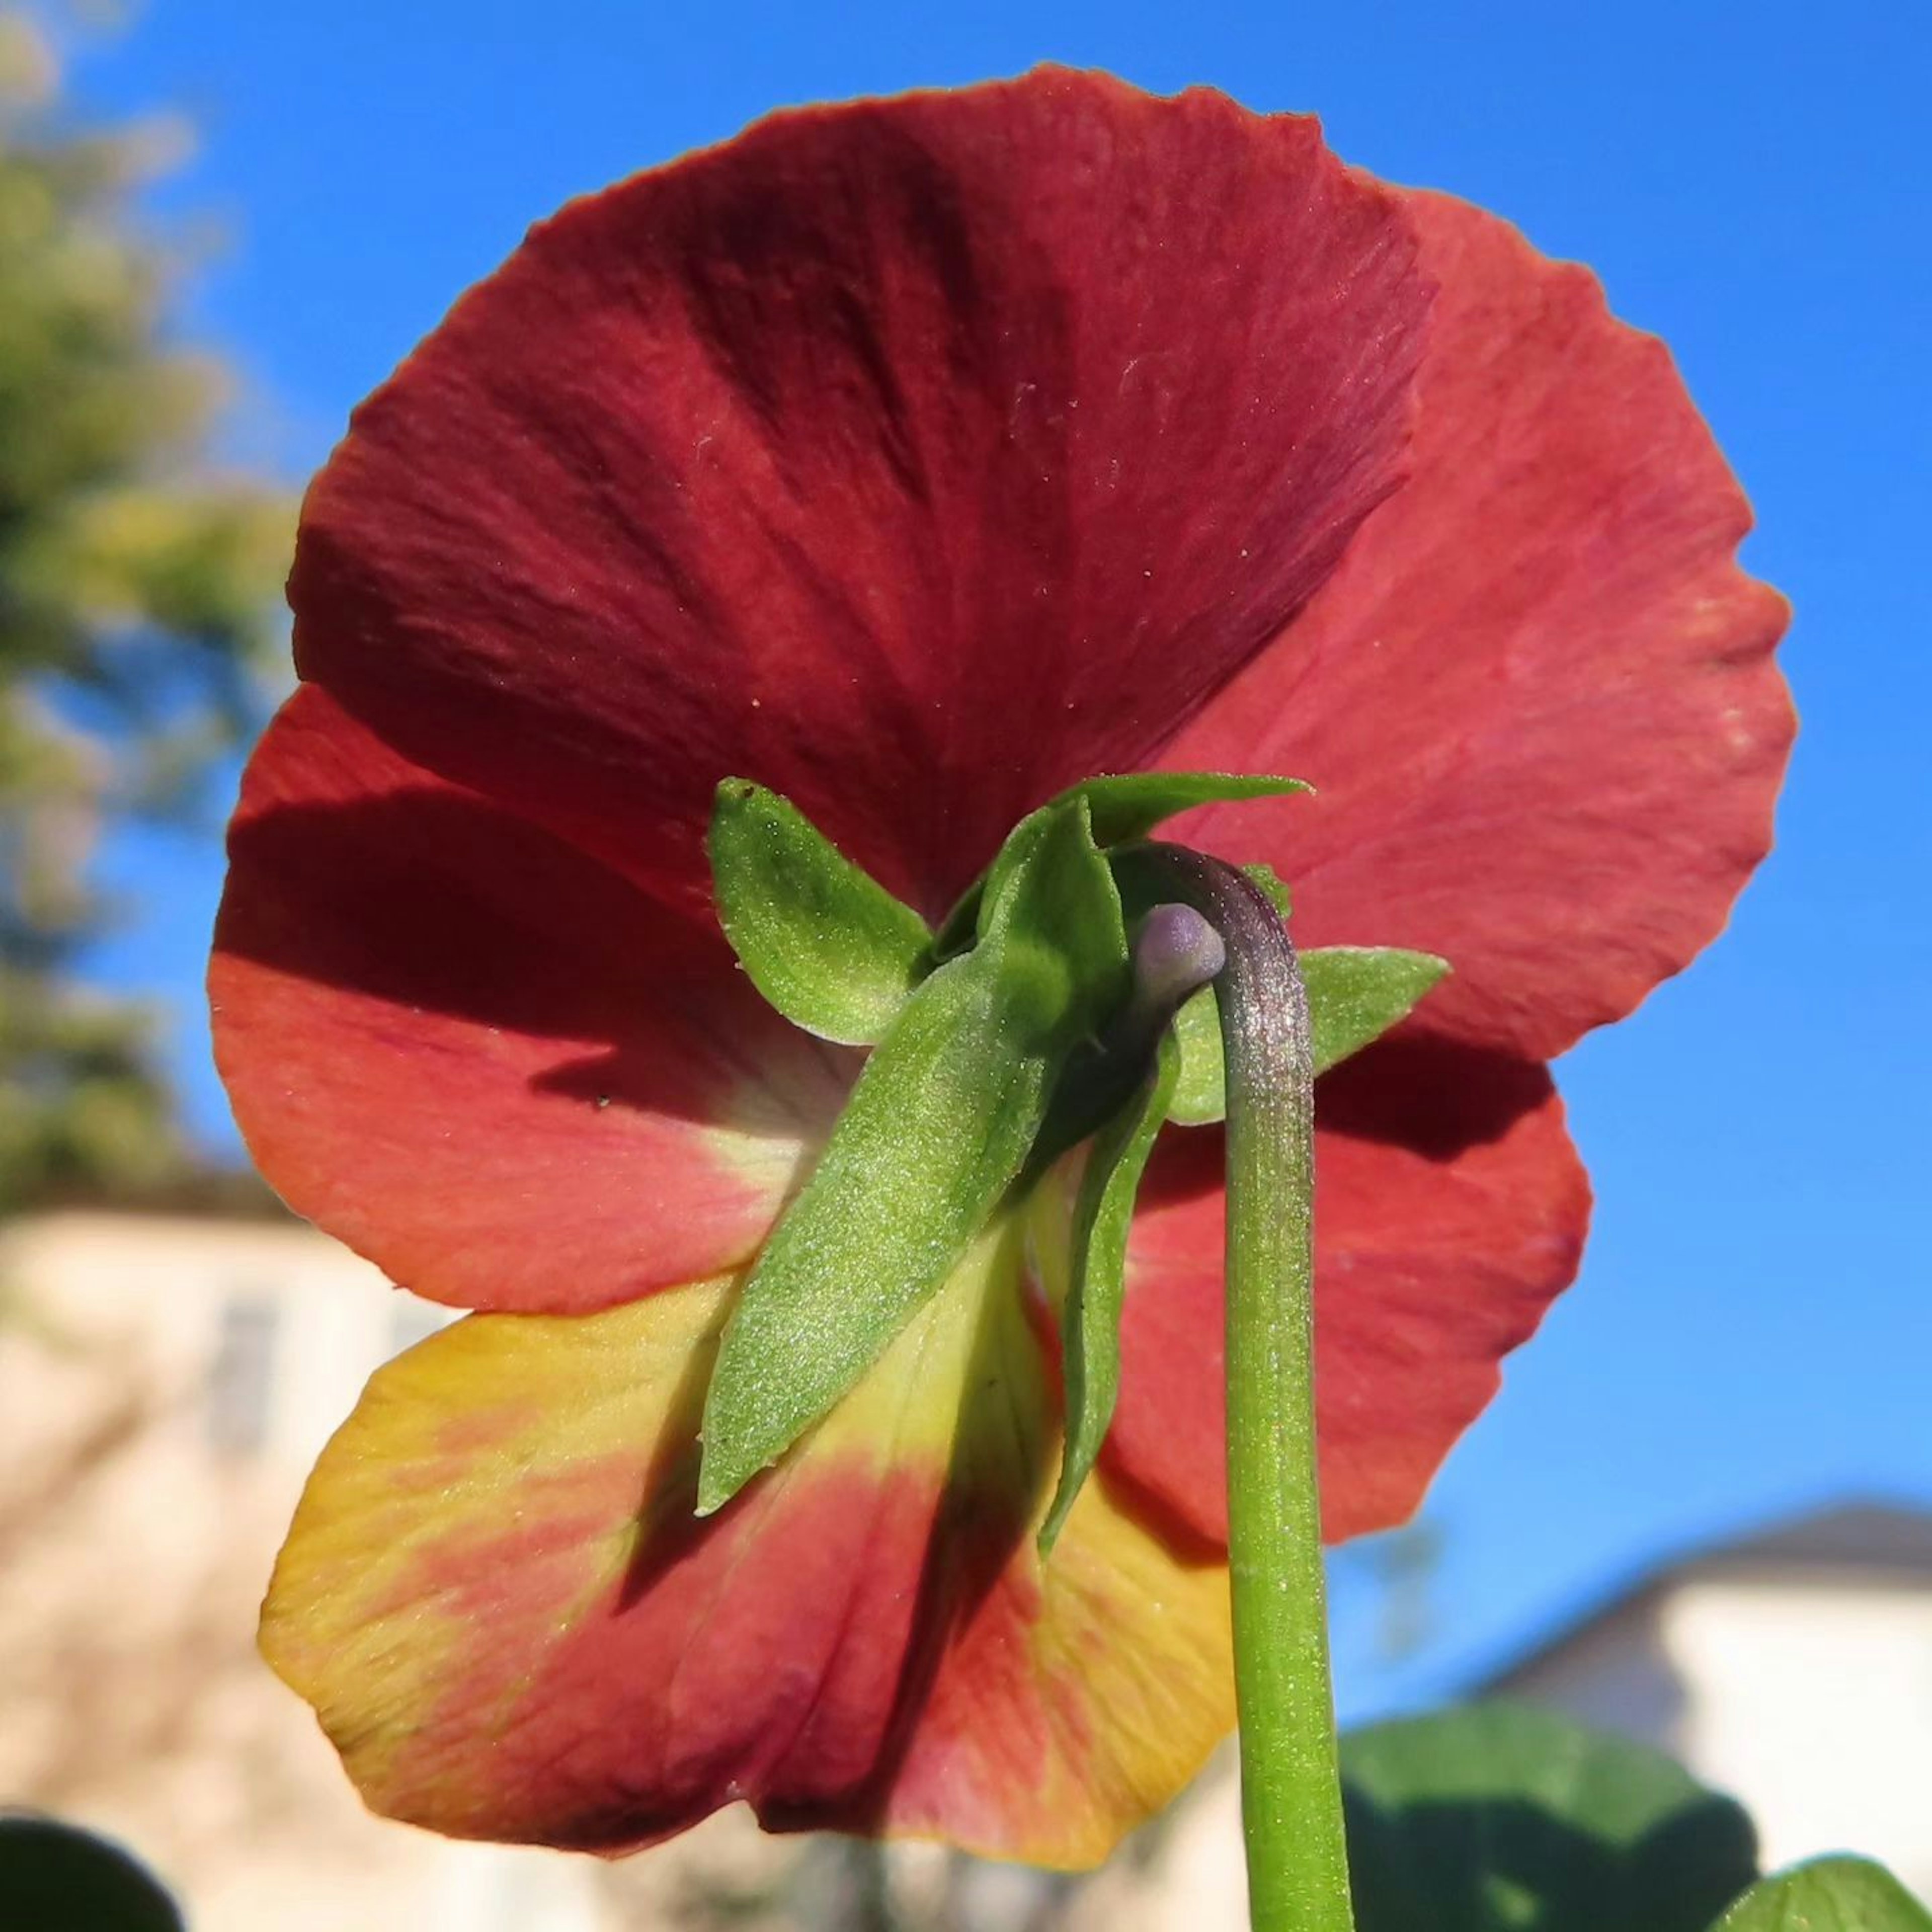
3,2 -> 1926,1927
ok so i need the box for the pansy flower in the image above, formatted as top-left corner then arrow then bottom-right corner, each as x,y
211,69 -> 1790,1867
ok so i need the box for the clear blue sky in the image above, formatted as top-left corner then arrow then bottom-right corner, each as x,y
71,0 -> 1931,1717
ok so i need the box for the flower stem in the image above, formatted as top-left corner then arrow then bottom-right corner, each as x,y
1135,843 -> 1354,1932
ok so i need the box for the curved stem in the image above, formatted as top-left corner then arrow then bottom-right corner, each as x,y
1133,843 -> 1353,1932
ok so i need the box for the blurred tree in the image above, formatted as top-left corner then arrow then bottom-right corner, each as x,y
0,6 -> 291,1211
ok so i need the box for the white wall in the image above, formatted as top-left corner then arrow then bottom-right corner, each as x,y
1493,1568 -> 1932,1903
1666,1575 -> 1932,1899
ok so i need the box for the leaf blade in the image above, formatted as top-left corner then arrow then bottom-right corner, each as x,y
1714,1858 -> 1932,1931
1341,1703 -> 1760,1932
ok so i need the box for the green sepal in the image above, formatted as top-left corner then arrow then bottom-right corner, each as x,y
1169,945 -> 1450,1126
975,795 -> 1132,1027
1037,1030 -> 1179,1557
1341,1704 -> 1759,1932
1074,770 -> 1312,844
935,770 -> 1309,956
1714,1859 -> 1932,1930
696,798 -> 1127,1514
707,778 -> 933,1045
1305,945 -> 1450,1069
1167,987 -> 1228,1126
1242,861 -> 1293,917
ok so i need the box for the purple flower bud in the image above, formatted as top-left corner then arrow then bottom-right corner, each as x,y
1132,902 -> 1226,1017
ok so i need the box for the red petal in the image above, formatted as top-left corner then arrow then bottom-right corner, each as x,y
264,1228 -> 1232,1866
211,685 -> 848,1312
1104,1040 -> 1591,1547
288,71 -> 1429,919
1167,190 -> 1793,1061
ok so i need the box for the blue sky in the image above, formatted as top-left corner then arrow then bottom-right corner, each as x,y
69,0 -> 1930,1716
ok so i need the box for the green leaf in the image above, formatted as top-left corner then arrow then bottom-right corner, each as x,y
934,769 -> 1309,955
1714,1858 -> 1932,1930
0,1817 -> 183,1932
697,799 -> 1126,1513
1167,945 -> 1450,1125
1341,1703 -> 1759,1932
1037,1030 -> 1178,1556
708,778 -> 934,1044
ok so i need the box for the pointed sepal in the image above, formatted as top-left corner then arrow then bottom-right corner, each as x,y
708,778 -> 933,1045
1038,1030 -> 1180,1556
697,797 -> 1128,1513
1169,945 -> 1450,1125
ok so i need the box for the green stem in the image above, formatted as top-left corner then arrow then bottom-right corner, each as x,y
1136,843 -> 1354,1932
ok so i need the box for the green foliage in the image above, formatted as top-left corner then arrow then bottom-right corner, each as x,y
697,798 -> 1128,1513
1340,1703 -> 1760,1932
1715,1858 -> 1932,1930
1168,945 -> 1450,1125
0,10 -> 292,1211
0,1814 -> 183,1931
707,778 -> 932,1044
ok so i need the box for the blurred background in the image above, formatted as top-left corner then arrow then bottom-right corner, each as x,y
1,1 -> 1926,1926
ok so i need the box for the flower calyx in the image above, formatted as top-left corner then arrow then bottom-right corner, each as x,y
697,773 -> 1447,1528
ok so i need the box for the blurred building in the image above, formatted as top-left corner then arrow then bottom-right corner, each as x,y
1485,1500 -> 1932,1902
0,1204 -> 805,1932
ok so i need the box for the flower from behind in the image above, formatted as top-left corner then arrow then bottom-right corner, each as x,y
211,69 -> 1791,1865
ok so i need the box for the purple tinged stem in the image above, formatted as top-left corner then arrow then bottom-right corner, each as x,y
1131,842 -> 1353,1932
